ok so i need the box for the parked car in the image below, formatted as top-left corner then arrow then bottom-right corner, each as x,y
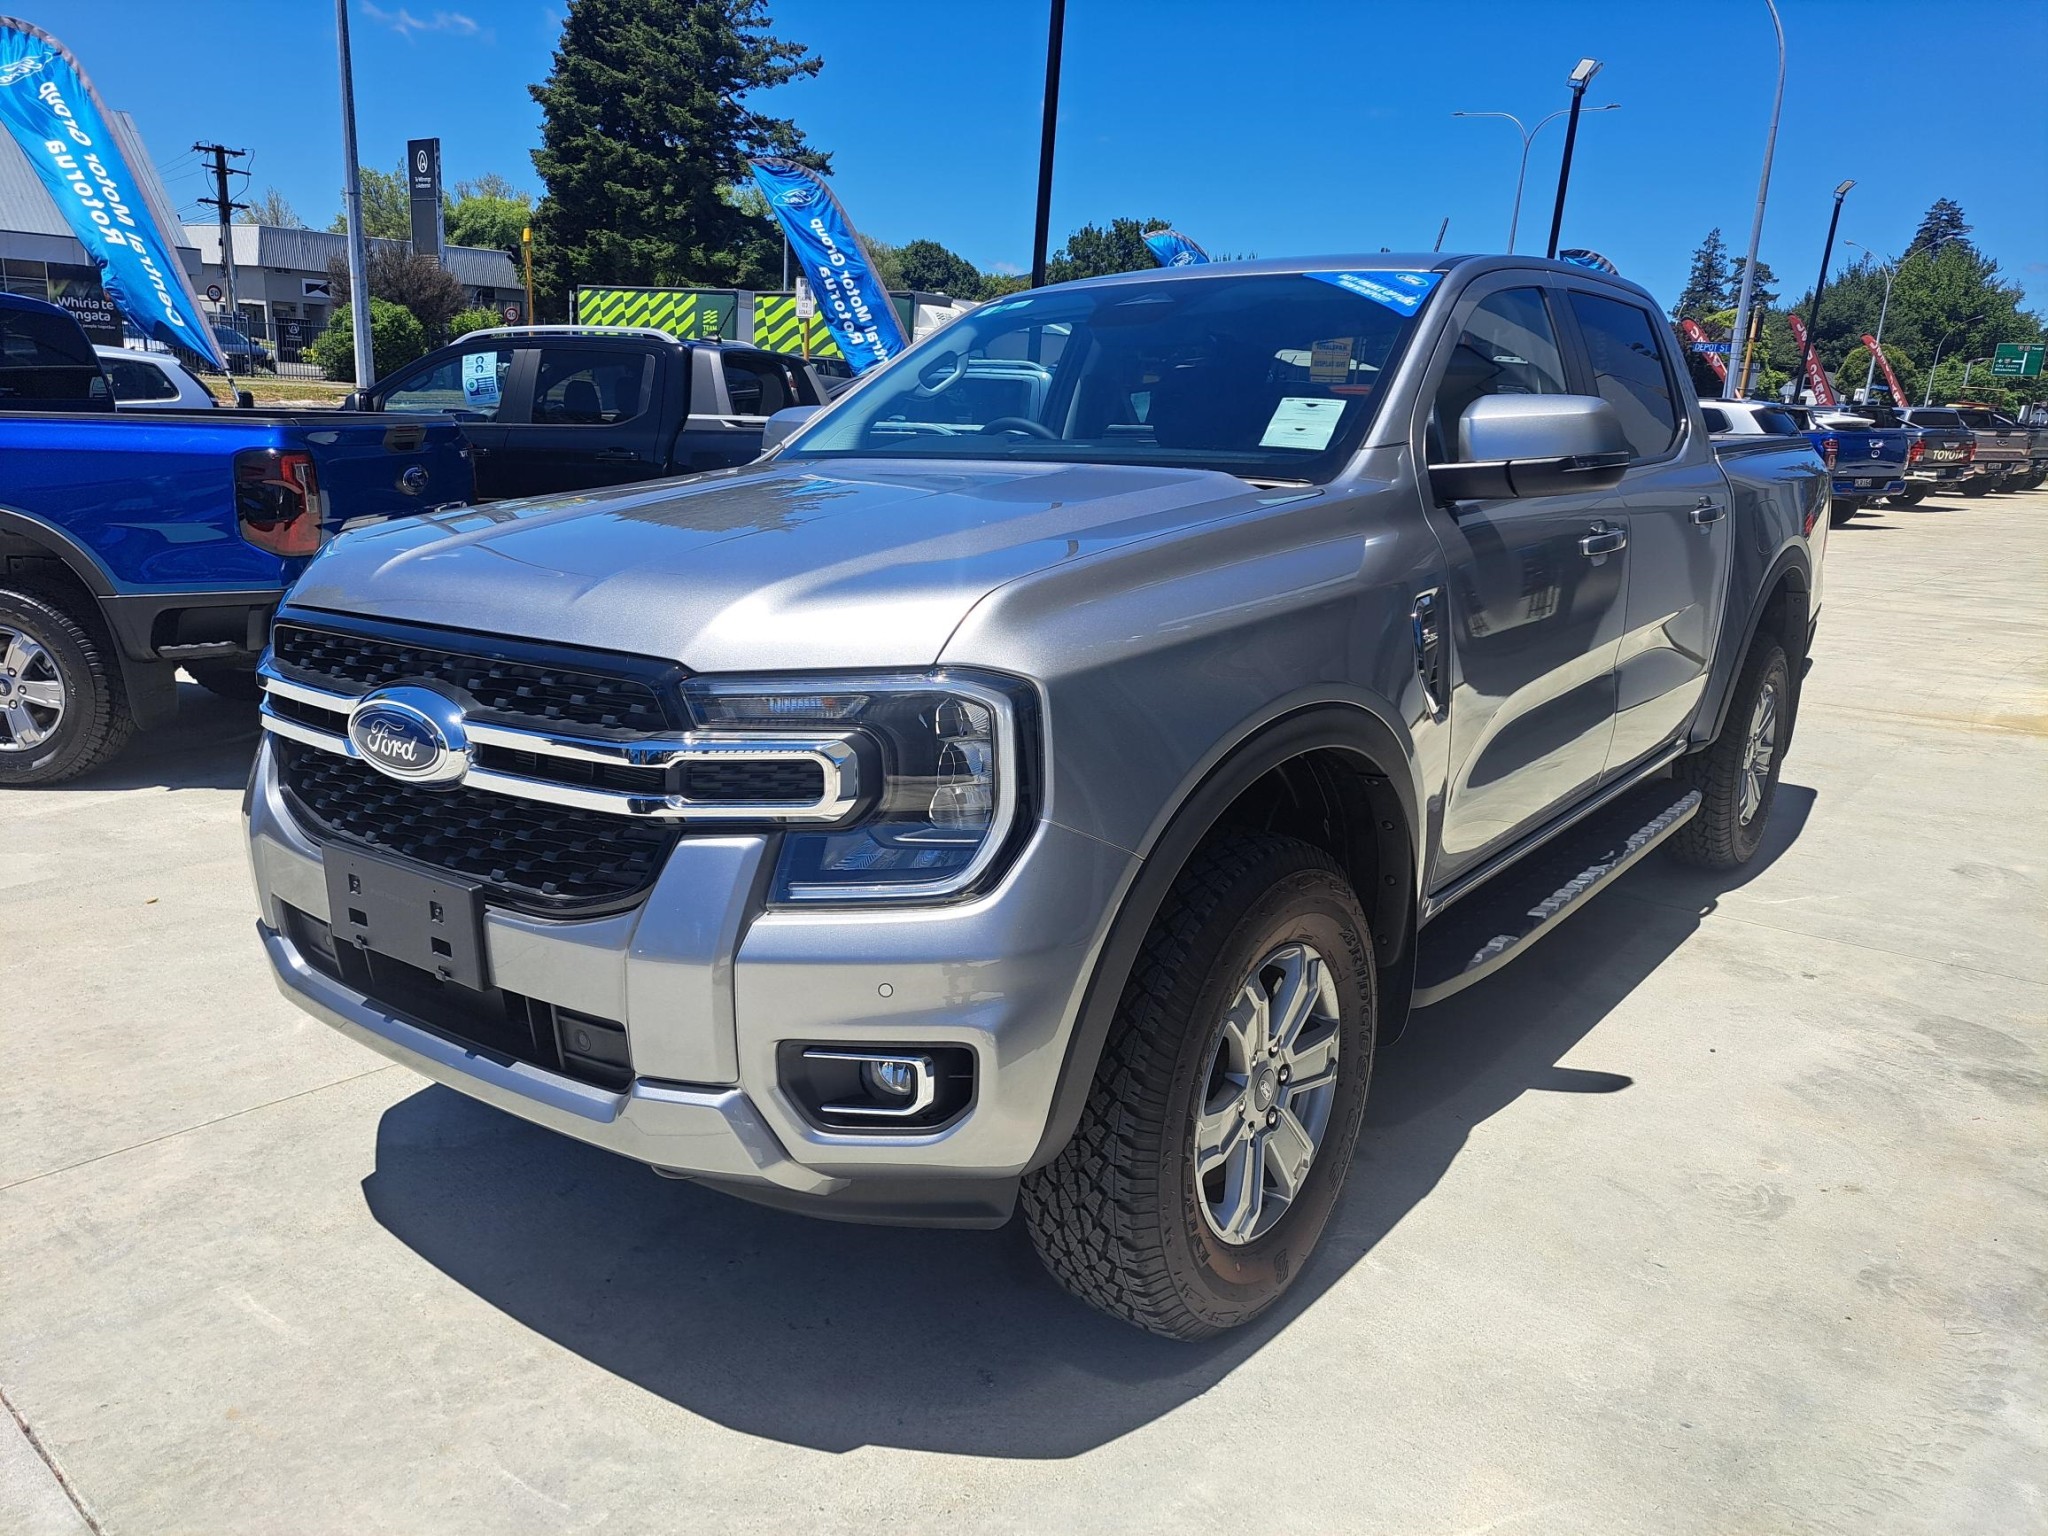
1782,404 -> 1908,523
94,345 -> 222,410
247,255 -> 1827,1337
343,325 -> 831,499
1946,404 -> 2032,494
0,293 -> 473,785
1890,406 -> 1978,503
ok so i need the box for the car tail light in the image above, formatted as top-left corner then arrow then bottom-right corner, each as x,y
1907,437 -> 1925,466
1822,437 -> 1838,470
235,449 -> 323,556
1962,439 -> 1977,462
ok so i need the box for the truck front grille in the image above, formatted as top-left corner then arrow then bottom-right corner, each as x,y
270,620 -> 674,735
277,739 -> 680,912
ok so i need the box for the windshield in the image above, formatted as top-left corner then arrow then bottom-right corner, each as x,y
783,272 -> 1437,483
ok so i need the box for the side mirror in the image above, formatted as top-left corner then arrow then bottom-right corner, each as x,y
760,404 -> 820,455
235,389 -> 255,409
1431,394 -> 1631,502
340,391 -> 363,412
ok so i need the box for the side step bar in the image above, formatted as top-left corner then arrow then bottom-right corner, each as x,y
1412,783 -> 1702,1008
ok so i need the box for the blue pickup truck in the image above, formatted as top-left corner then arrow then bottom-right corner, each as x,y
1785,405 -> 1910,521
0,293 -> 472,785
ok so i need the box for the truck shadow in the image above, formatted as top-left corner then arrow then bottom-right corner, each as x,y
49,679 -> 259,793
361,785 -> 1814,1459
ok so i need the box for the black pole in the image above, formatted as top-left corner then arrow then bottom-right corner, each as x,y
1029,0 -> 1065,288
1795,190 -> 1848,402
1544,82 -> 1587,260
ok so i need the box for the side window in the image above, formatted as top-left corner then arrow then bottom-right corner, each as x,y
720,353 -> 793,418
533,348 -> 651,425
1566,292 -> 1681,460
382,348 -> 511,420
1429,287 -> 1568,461
107,358 -> 180,401
1700,405 -> 1729,433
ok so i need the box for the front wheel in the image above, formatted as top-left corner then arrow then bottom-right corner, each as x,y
1022,834 -> 1376,1339
1670,638 -> 1791,870
1960,478 -> 1992,497
0,587 -> 133,786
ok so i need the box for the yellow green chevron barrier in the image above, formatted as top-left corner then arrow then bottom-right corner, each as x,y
751,294 -> 843,360
573,287 -> 738,340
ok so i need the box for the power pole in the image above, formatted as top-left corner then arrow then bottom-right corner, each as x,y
335,0 -> 376,388
193,141 -> 248,331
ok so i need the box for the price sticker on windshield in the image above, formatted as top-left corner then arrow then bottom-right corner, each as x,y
1260,396 -> 1346,451
1310,338 -> 1354,384
463,351 -> 501,408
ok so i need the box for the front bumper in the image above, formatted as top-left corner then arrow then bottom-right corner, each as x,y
247,739 -> 1136,1221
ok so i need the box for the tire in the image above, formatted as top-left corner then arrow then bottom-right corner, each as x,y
1889,489 -> 1926,507
1960,478 -> 1991,497
1670,638 -> 1791,870
186,662 -> 265,702
1828,503 -> 1856,527
0,586 -> 133,787
1022,833 -> 1377,1340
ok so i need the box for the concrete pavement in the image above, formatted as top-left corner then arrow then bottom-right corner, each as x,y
3,488 -> 2043,1534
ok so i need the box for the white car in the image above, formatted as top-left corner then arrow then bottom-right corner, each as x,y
1700,398 -> 1806,436
94,346 -> 220,410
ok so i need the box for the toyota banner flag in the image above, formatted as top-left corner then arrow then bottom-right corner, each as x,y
1861,333 -> 1910,406
1142,229 -> 1210,268
748,157 -> 907,373
1785,314 -> 1836,406
0,18 -> 225,366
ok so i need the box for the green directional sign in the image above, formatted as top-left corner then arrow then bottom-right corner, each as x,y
1990,342 -> 2044,378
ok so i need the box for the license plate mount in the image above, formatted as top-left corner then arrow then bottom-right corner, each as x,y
323,847 -> 489,990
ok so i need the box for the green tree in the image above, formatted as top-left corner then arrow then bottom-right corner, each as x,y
1672,227 -> 1731,321
447,176 -> 534,259
448,305 -> 509,339
893,239 -> 984,297
1909,197 -> 1972,258
325,247 -> 469,339
306,298 -> 427,383
239,187 -> 305,229
1730,256 -> 1779,311
1045,216 -> 1171,284
327,164 -> 411,240
528,0 -> 825,300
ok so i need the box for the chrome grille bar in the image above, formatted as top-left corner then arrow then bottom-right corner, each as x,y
258,667 -> 860,822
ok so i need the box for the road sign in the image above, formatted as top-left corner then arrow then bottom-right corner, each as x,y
794,277 -> 816,320
1691,341 -> 1732,355
205,283 -> 223,303
501,303 -> 522,324
1990,342 -> 2044,378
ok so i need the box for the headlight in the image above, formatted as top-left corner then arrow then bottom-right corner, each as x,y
682,671 -> 1038,903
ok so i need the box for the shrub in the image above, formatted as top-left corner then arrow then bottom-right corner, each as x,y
307,298 -> 426,383
447,306 -> 508,340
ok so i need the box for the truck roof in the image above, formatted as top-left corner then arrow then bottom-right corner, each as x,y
1058,253 -> 1666,313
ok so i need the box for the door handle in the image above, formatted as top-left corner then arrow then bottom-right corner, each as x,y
1690,498 -> 1726,526
1577,524 -> 1627,558
594,448 -> 640,462
1411,588 -> 1446,719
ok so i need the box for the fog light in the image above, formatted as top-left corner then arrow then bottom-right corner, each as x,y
863,1057 -> 921,1100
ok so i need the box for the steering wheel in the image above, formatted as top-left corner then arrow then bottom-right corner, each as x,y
909,350 -> 969,398
979,416 -> 1058,440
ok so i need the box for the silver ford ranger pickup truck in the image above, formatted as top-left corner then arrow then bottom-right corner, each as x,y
247,256 -> 1827,1338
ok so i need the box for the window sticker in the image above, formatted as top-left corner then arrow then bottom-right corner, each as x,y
462,351 -> 502,407
1260,395 -> 1347,450
1310,337 -> 1355,384
1307,269 -> 1443,316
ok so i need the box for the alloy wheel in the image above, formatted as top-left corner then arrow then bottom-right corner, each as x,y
0,625 -> 65,752
1739,677 -> 1779,826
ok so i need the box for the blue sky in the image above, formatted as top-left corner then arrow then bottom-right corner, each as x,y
30,0 -> 2048,311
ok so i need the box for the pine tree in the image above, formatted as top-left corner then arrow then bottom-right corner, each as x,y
1909,198 -> 1972,257
528,0 -> 825,298
1731,256 -> 1779,311
1672,228 -> 1731,320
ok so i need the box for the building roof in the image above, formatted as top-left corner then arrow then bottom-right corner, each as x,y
182,223 -> 520,290
0,109 -> 197,256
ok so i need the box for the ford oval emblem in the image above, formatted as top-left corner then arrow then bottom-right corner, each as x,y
399,465 -> 430,496
346,687 -> 470,785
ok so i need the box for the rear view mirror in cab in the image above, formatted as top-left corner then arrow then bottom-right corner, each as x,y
759,404 -> 820,455
1431,394 -> 1630,503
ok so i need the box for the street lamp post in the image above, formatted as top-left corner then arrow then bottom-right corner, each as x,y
334,0 -> 375,388
1452,103 -> 1618,255
1544,58 -> 1602,261
1843,237 -> 1928,402
1923,315 -> 1981,405
1028,0 -> 1066,288
1725,0 -> 1786,399
1792,179 -> 1855,403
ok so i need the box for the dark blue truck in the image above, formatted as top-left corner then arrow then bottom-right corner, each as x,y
1785,404 -> 1910,520
0,293 -> 472,785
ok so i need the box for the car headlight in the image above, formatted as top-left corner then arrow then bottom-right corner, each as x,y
681,671 -> 1039,903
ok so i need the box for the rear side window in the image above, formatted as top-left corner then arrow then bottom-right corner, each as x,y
382,347 -> 512,420
1566,291 -> 1681,460
534,348 -> 651,425
1701,406 -> 1730,433
721,353 -> 797,418
1754,408 -> 1800,435
1429,286 -> 1569,461
0,303 -> 109,406
104,356 -> 180,401
1908,410 -> 1963,428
